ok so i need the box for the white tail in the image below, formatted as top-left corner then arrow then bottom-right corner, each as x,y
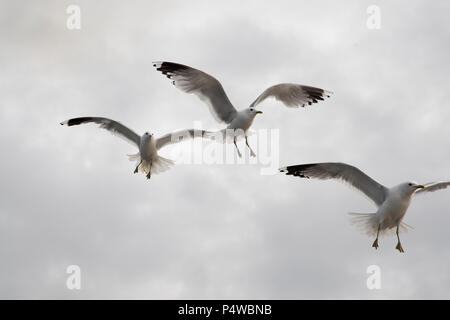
348,212 -> 414,237
150,155 -> 174,174
127,153 -> 140,162
348,212 -> 379,236
128,153 -> 174,175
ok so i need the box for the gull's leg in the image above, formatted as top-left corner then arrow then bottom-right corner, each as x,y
233,136 -> 242,158
134,160 -> 143,174
146,161 -> 152,180
372,224 -> 380,249
245,136 -> 256,157
395,225 -> 405,253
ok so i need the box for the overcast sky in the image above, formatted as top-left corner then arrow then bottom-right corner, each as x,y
1,0 -> 449,299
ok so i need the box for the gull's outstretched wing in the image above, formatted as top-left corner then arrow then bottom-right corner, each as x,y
279,162 -> 388,207
249,83 -> 332,109
415,181 -> 450,194
156,129 -> 215,150
153,61 -> 237,124
61,117 -> 140,147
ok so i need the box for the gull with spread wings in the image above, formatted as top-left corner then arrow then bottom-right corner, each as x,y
280,162 -> 450,252
61,117 -> 210,179
153,61 -> 332,157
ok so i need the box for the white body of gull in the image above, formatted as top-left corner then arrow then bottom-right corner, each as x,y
153,61 -> 332,157
61,117 -> 210,179
280,162 -> 450,252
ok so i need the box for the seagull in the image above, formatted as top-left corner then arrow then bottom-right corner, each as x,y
279,162 -> 450,252
153,61 -> 332,158
61,117 -> 211,179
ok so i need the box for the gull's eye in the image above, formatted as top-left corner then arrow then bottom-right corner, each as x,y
408,183 -> 412,186
250,108 -> 253,111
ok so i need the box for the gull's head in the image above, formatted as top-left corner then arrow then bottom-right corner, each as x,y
400,181 -> 425,194
247,107 -> 263,117
143,132 -> 154,139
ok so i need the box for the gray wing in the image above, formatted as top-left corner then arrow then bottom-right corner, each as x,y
249,83 -> 332,108
60,117 -> 140,147
415,181 -> 450,194
153,61 -> 237,123
279,162 -> 388,207
156,129 -> 215,150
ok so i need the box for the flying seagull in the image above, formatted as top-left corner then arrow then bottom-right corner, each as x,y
153,61 -> 332,158
61,117 -> 211,179
279,162 -> 450,252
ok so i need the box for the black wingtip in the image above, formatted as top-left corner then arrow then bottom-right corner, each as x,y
62,117 -> 95,127
154,61 -> 190,76
301,86 -> 333,105
280,164 -> 315,178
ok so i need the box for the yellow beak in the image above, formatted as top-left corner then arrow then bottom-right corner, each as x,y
256,110 -> 263,114
416,185 -> 425,189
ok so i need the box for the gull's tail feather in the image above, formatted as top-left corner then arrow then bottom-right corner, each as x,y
127,153 -> 174,175
212,129 -> 251,143
348,213 -> 413,237
399,221 -> 414,233
151,155 -> 174,175
348,212 -> 379,237
127,153 -> 140,162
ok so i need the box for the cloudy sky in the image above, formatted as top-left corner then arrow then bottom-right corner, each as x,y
1,0 -> 449,299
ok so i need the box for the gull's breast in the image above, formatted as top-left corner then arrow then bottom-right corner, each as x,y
378,195 -> 411,230
227,113 -> 254,132
139,138 -> 158,160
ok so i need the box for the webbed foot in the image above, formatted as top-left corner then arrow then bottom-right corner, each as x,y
395,242 -> 404,253
372,238 -> 379,250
